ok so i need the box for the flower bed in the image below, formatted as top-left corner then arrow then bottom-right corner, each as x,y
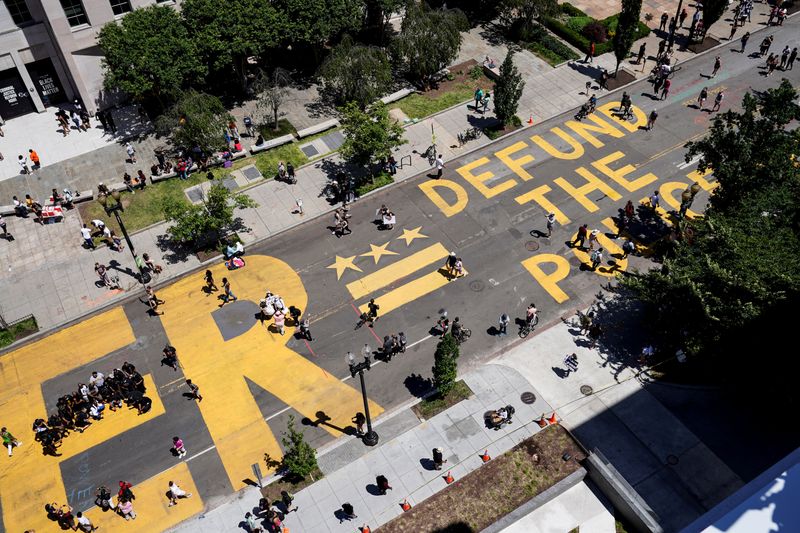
544,3 -> 650,55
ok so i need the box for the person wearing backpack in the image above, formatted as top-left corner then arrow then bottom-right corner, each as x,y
590,248 -> 603,271
622,239 -> 636,258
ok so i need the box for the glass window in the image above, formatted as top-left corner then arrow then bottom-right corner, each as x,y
109,0 -> 131,16
59,0 -> 88,27
4,0 -> 33,25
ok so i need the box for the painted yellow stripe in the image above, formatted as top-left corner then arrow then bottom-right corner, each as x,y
346,242 -> 450,299
359,267 -> 468,316
0,307 -> 135,533
88,461 -> 202,531
58,374 -> 165,459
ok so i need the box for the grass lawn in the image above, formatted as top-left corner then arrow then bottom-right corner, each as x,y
77,125 -> 339,235
394,60 -> 494,120
258,118 -> 297,140
412,380 -> 473,420
380,425 -> 586,532
0,316 -> 39,348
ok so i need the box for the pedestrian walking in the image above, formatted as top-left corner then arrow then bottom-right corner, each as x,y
678,7 -> 688,28
220,277 -> 237,306
588,323 -> 603,349
146,286 -> 164,315
588,229 -> 599,250
453,257 -> 464,279
728,24 -> 737,41
353,412 -> 366,435
621,239 -> 636,258
780,46 -> 790,69
498,313 -> 510,336
711,56 -> 721,77
17,155 -> 29,174
125,142 -> 136,163
740,32 -> 750,53
545,212 -> 555,237
281,490 -> 298,512
636,42 -> 646,64
118,499 -> 137,520
590,248 -> 603,271
711,91 -> 724,112
273,310 -> 285,335
0,214 -> 9,240
624,199 -> 635,221
75,511 -> 98,532
473,87 -> 483,111
759,36 -> 773,57
1,427 -> 21,456
585,41 -> 595,63
435,153 -> 444,178
659,12 -> 668,31
698,87 -> 708,109
571,224 -> 588,249
367,298 -> 380,324
185,379 -> 203,401
646,109 -> 658,130
167,480 -> 193,506
376,475 -> 392,495
432,447 -> 447,470
340,503 -> 357,522
245,512 -> 263,532
172,436 -> 187,458
80,224 -> 95,249
563,353 -> 579,375
660,78 -> 671,100
789,48 -> 798,70
106,110 -> 117,133
28,149 -> 40,169
649,190 -> 661,210
204,269 -> 218,293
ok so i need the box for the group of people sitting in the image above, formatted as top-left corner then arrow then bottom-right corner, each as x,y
375,204 -> 397,230
33,363 -> 152,455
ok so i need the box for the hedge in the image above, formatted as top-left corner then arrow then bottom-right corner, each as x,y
544,2 -> 651,55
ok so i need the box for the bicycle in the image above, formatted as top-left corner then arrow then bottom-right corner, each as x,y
454,327 -> 472,344
456,127 -> 483,146
423,144 -> 437,165
518,314 -> 539,338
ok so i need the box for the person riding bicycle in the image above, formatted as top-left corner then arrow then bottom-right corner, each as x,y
451,317 -> 463,340
588,94 -> 597,113
620,92 -> 633,118
525,304 -> 538,326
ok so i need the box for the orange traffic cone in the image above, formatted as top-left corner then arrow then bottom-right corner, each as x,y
444,471 -> 454,484
401,499 -> 412,512
360,526 -> 371,533
480,450 -> 491,463
528,115 -> 534,124
537,415 -> 549,428
548,412 -> 558,425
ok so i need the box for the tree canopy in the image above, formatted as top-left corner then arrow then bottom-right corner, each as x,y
493,51 -> 525,125
499,0 -> 558,40
98,5 -> 204,106
155,91 -> 232,154
281,415 -> 318,479
393,3 -> 465,87
339,102 -> 406,173
619,80 -> 800,404
612,0 -> 642,74
432,333 -> 459,396
320,35 -> 392,108
701,0 -> 728,33
274,0 -> 364,49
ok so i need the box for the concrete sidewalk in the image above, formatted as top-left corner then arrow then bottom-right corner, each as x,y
167,307 -> 741,533
0,0 -> 784,335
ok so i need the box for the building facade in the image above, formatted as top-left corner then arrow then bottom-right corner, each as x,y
0,0 -> 176,119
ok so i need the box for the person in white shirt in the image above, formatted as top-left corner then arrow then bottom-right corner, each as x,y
75,511 -> 98,532
435,154 -> 444,178
89,371 -> 104,389
167,480 -> 193,506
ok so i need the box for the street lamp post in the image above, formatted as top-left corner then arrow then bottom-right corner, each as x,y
347,346 -> 379,446
97,190 -> 151,285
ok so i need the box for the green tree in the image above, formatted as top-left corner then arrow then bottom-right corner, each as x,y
162,182 -> 258,245
612,0 -> 642,75
281,415 -> 318,479
393,3 -> 465,88
275,0 -> 363,61
97,5 -> 204,107
619,80 -> 800,404
320,35 -> 392,108
499,0 -> 558,40
493,51 -> 525,125
432,333 -> 459,396
255,68 -> 293,131
339,102 -> 406,176
701,0 -> 728,36
155,91 -> 232,155
180,0 -> 281,90
364,0 -> 406,45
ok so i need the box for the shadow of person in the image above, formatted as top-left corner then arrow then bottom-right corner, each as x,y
552,366 -> 570,379
419,458 -> 437,471
365,484 -> 383,496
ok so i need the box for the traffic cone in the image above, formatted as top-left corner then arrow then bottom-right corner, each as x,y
528,115 -> 534,124
480,450 -> 491,463
444,471 -> 454,484
401,499 -> 412,512
537,414 -> 549,428
360,526 -> 371,533
548,412 -> 558,425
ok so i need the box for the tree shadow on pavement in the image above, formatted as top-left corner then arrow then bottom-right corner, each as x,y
404,373 -> 434,398
155,234 -> 193,265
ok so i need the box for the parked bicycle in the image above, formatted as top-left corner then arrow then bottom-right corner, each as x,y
457,127 -> 483,146
423,144 -> 437,165
453,327 -> 472,344
518,314 -> 539,338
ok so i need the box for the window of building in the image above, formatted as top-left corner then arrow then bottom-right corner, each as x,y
109,0 -> 131,16
4,0 -> 33,25
59,0 -> 88,27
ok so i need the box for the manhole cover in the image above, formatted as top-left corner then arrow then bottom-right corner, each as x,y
469,280 -> 485,292
580,385 -> 594,396
666,454 -> 679,465
520,392 -> 536,404
526,241 -> 540,251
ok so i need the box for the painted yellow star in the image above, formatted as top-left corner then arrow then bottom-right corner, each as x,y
327,255 -> 363,280
361,242 -> 399,264
396,226 -> 428,246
